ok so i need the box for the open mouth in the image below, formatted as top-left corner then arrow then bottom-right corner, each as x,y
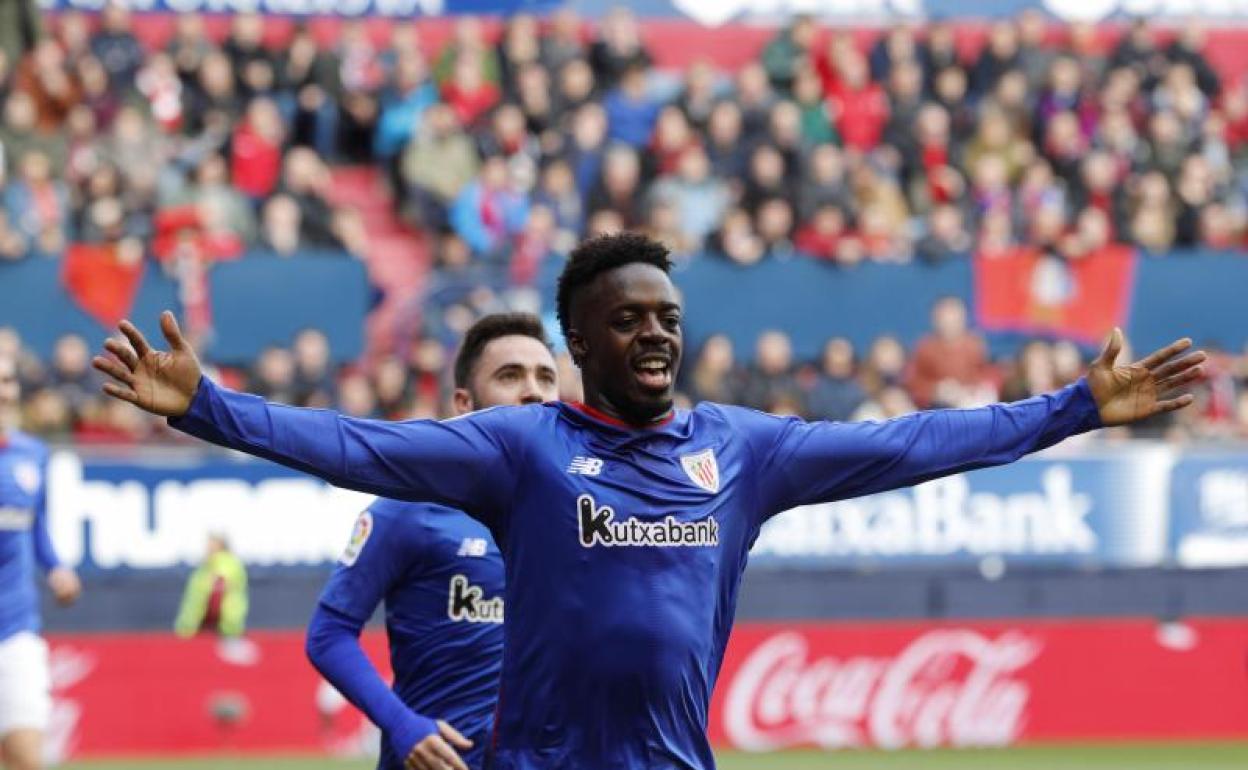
632,354 -> 672,392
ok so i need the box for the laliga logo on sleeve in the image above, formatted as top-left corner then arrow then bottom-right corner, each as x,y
339,511 -> 373,567
13,461 -> 41,496
681,449 -> 720,494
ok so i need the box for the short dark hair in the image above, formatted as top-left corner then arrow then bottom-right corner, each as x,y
555,232 -> 674,341
453,312 -> 551,389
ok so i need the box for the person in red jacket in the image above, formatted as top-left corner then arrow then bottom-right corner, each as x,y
230,97 -> 285,202
825,52 -> 889,153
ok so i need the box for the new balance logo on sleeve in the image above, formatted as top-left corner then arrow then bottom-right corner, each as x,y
576,494 -> 720,548
447,575 -> 504,623
457,537 -> 490,557
567,456 -> 604,476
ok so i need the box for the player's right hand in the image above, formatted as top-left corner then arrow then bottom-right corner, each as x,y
48,566 -> 81,606
92,311 -> 202,418
404,720 -> 472,770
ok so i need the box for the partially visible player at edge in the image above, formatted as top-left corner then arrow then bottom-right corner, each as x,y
92,233 -> 1206,770
306,313 -> 559,770
0,355 -> 81,770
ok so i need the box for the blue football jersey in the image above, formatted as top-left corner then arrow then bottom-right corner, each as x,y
174,378 -> 1101,769
317,498 -> 504,770
0,431 -> 59,643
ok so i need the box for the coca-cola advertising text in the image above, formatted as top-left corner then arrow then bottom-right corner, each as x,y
710,618 -> 1248,752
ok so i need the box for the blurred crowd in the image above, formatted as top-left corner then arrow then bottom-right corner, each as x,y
5,295 -> 1248,444
1,5 -> 1248,443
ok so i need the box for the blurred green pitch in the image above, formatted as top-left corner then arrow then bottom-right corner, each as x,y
60,742 -> 1248,770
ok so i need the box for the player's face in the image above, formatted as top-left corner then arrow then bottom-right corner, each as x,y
573,263 -> 683,424
456,334 -> 559,414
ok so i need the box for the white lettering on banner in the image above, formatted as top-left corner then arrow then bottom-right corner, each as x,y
722,630 -> 1039,752
754,466 -> 1095,560
671,0 -> 921,26
1199,470 -> 1248,529
46,453 -> 372,569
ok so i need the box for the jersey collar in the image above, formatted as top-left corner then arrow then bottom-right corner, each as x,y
567,401 -> 676,430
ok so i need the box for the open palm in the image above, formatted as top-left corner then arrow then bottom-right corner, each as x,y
92,311 -> 203,418
1087,328 -> 1205,427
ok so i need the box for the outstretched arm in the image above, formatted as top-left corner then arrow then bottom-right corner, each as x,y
306,607 -> 472,770
756,330 -> 1204,514
92,313 -> 514,518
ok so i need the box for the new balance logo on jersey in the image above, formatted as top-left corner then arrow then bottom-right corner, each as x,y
447,575 -> 504,623
577,494 -> 719,548
457,538 -> 489,557
567,456 -> 604,476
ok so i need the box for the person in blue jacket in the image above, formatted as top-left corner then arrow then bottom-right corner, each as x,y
307,313 -> 558,770
0,354 -> 80,770
93,232 -> 1204,770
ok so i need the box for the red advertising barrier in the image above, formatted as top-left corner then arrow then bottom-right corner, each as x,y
45,630 -> 392,760
708,618 -> 1248,751
47,618 -> 1248,759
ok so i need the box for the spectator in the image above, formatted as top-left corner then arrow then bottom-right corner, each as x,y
792,65 -> 836,146
648,147 -> 730,250
761,14 -> 817,94
374,51 -> 436,161
676,59 -> 718,133
972,20 -> 1022,96
450,155 -> 529,255
441,50 -> 500,129
561,103 -> 608,197
806,337 -> 867,421
555,57 -> 596,120
603,61 -> 660,148
1016,8 -> 1057,90
0,90 -> 66,170
740,330 -> 803,412
915,204 -> 973,264
586,143 -> 643,227
735,62 -> 778,143
742,143 -> 795,216
826,52 -> 889,153
588,6 -> 652,90
259,194 -> 304,256
231,97 -> 285,203
292,328 -> 336,407
704,100 -> 747,181
794,203 -> 848,261
16,39 -> 80,132
91,1 -> 144,91
685,334 -> 741,404
3,151 -> 67,255
532,158 -> 584,250
174,533 -> 249,641
541,7 -> 586,73
278,148 -> 340,248
400,103 -> 480,231
907,297 -> 995,408
280,24 -> 342,159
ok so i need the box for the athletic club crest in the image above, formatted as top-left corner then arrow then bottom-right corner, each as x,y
680,449 -> 720,494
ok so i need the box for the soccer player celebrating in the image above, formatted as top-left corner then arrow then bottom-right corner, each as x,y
93,233 -> 1204,770
306,314 -> 559,770
0,355 -> 80,770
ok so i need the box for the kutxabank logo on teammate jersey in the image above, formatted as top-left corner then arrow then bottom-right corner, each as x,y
447,574 -> 503,623
576,494 -> 720,548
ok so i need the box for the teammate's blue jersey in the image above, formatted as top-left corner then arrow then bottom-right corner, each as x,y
315,499 -> 503,770
0,431 -> 59,643
174,377 -> 1101,769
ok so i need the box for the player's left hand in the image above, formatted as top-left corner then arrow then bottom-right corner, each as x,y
48,566 -> 82,606
1087,328 -> 1206,427
404,720 -> 472,770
